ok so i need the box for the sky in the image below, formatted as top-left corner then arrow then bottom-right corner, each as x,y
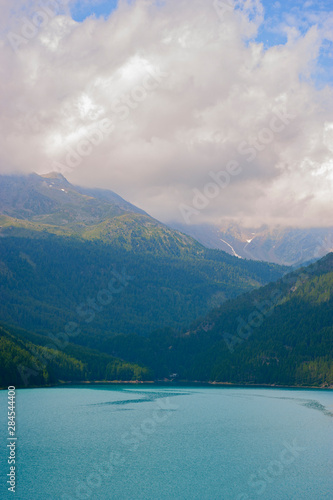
0,0 -> 332,228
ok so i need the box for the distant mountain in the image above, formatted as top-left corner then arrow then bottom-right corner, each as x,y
169,221 -> 333,266
0,173 -> 286,341
0,172 -> 198,256
0,172 -> 145,219
101,253 -> 333,387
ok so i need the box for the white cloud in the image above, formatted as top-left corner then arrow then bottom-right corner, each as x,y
0,0 -> 332,228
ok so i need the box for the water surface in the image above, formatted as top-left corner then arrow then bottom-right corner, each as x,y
0,385 -> 332,499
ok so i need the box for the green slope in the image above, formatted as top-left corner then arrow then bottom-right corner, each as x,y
2,255 -> 331,388
0,172 -> 296,387
99,254 -> 333,387
0,232 -> 284,339
0,172 -> 286,339
0,172 -> 206,256
0,324 -> 152,388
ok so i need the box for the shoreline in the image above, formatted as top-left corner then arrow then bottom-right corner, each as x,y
1,380 -> 332,390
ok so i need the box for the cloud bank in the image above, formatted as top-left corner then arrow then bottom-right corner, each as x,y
0,0 -> 332,227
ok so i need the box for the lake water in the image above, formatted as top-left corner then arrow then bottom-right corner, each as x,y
0,385 -> 332,499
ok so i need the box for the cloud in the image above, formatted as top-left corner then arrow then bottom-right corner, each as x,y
0,0 -> 332,228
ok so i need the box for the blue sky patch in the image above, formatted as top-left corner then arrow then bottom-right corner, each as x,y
69,0 -> 332,85
70,0 -> 119,22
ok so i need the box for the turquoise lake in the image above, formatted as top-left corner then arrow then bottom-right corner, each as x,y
0,385 -> 332,499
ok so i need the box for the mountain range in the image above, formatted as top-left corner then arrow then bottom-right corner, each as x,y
96,252 -> 333,387
1,252 -> 332,388
170,221 -> 333,266
0,173 -> 331,388
0,172 -> 198,255
0,173 -> 284,338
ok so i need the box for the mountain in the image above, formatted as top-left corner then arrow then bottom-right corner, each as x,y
1,173 -> 330,389
2,254 -> 332,388
0,173 -> 286,342
0,172 -> 146,219
100,253 -> 333,387
169,221 -> 333,266
0,172 -> 200,256
0,323 -> 152,388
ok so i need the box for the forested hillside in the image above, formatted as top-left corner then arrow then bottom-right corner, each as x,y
0,232 -> 285,339
0,324 -> 152,388
0,173 -> 286,339
99,253 -> 333,387
1,255 -> 332,388
1,174 -> 331,388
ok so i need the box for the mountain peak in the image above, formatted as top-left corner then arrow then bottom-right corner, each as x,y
39,172 -> 67,181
